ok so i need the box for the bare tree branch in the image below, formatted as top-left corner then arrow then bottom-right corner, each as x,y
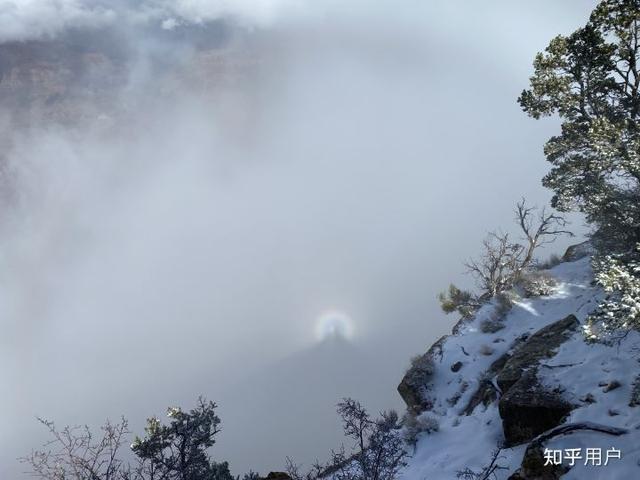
463,199 -> 573,297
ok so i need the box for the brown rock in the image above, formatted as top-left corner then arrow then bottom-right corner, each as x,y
263,473 -> 292,480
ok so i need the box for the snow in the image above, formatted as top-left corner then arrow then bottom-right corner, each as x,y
398,256 -> 640,479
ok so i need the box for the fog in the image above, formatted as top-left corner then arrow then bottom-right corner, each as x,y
0,1 -> 597,477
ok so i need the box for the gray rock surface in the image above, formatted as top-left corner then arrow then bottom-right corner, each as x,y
562,241 -> 593,262
496,315 -> 579,393
397,336 -> 445,414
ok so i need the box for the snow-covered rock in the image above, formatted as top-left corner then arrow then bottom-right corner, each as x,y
398,254 -> 640,479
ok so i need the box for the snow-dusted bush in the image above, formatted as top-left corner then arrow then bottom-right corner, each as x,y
404,353 -> 435,385
480,318 -> 505,333
479,291 -> 516,333
518,271 -> 557,297
585,245 -> 640,340
402,412 -> 439,447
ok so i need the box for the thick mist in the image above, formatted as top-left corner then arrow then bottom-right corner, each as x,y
0,1 -> 597,477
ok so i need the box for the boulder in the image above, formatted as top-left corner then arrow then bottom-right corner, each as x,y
508,442 -> 568,479
397,336 -> 446,414
497,315 -> 580,445
497,315 -> 579,393
499,370 -> 574,446
262,473 -> 292,480
451,361 -> 463,372
562,241 -> 593,262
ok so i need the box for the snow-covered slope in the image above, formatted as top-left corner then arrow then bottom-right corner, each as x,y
400,255 -> 640,479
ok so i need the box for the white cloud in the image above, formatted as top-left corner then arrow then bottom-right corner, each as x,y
0,1 -> 117,42
0,0 -> 303,43
160,0 -> 297,26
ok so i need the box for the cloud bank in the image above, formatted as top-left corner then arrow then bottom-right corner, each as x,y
0,0 -> 301,43
0,0 -> 598,478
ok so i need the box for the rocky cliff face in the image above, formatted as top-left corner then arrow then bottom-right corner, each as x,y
397,245 -> 640,479
0,27 -> 259,129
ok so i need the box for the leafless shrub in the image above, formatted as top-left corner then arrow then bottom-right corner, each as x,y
287,399 -> 407,480
464,199 -> 572,298
464,231 -> 523,297
20,417 -> 131,480
515,198 -> 573,270
456,447 -> 507,480
286,457 -> 325,480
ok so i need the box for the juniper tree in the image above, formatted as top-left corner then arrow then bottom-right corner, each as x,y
131,398 -> 234,480
519,0 -> 640,252
438,284 -> 480,318
521,0 -> 640,335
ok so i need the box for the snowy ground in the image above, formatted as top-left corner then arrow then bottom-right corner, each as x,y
399,256 -> 640,479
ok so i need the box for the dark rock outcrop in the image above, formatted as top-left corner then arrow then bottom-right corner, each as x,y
462,348 -> 514,416
562,241 -> 593,262
496,315 -> 579,393
497,315 -> 579,445
397,336 -> 446,414
262,473 -> 292,480
508,441 -> 568,480
399,306 -> 585,463
499,370 -> 574,446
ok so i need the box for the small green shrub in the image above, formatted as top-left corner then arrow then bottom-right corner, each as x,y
438,284 -> 480,318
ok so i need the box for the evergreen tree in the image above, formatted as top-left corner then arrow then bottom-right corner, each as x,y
132,398 -> 234,480
519,0 -> 640,251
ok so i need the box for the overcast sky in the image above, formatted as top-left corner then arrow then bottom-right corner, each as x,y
0,1 -> 598,477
